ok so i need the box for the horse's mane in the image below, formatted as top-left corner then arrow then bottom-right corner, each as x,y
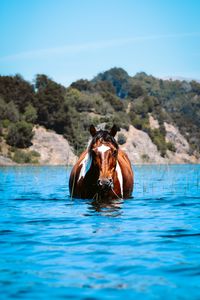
88,130 -> 119,151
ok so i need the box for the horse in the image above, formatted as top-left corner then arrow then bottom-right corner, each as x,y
69,125 -> 134,200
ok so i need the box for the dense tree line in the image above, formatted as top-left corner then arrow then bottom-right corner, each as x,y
0,67 -> 200,156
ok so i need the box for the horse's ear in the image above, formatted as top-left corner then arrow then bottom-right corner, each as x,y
110,125 -> 120,137
89,125 -> 97,137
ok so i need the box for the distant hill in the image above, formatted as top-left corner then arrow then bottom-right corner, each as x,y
0,68 -> 200,163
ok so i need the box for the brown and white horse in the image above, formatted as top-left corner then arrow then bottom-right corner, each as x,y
69,125 -> 133,200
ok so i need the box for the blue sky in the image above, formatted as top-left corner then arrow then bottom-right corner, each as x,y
1,0 -> 200,86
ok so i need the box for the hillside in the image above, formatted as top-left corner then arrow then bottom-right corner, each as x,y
0,68 -> 200,164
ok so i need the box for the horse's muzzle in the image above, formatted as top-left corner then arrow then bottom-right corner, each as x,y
97,178 -> 113,191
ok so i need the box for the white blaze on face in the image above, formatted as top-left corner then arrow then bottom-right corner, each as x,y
116,162 -> 123,197
97,144 -> 110,154
78,153 -> 92,181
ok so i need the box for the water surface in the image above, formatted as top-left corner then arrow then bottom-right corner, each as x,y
0,165 -> 200,299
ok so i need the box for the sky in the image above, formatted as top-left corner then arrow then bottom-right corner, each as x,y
1,0 -> 200,86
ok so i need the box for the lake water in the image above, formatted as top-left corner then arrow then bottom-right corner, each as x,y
0,165 -> 200,299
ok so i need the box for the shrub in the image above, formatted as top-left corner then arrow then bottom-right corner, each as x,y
12,149 -> 40,164
6,121 -> 33,148
1,119 -> 10,128
24,104 -> 37,123
117,133 -> 127,145
167,142 -> 176,152
4,101 -> 19,122
148,128 -> 169,157
131,115 -> 149,131
141,154 -> 150,162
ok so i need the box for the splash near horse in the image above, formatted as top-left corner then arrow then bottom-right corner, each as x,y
69,125 -> 134,200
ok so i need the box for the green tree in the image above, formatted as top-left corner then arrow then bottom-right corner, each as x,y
4,101 -> 19,122
0,74 -> 35,112
128,84 -> 144,99
35,74 -> 66,130
70,79 -> 94,92
24,104 -> 37,123
6,121 -> 33,148
94,67 -> 130,98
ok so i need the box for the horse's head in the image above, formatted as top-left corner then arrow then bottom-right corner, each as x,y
89,125 -> 120,193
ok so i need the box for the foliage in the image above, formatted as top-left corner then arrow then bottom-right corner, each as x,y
12,149 -> 40,164
6,121 -> 33,148
117,133 -> 127,145
70,79 -> 94,92
0,74 -> 35,112
0,68 -> 200,157
148,128 -> 175,157
0,98 -> 19,122
93,67 -> 130,98
128,84 -> 144,99
24,104 -> 37,123
141,154 -> 150,162
35,74 -> 66,130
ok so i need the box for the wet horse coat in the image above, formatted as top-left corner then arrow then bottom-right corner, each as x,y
69,126 -> 133,200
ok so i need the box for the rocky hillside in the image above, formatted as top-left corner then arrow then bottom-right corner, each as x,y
0,119 -> 199,166
0,68 -> 200,165
30,126 -> 77,165
118,119 -> 199,164
0,126 -> 77,165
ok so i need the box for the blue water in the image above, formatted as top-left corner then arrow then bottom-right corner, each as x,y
0,165 -> 200,300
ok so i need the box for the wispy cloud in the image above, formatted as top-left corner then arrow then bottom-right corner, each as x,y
1,32 -> 200,62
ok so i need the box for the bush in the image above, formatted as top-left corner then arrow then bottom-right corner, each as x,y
141,154 -> 150,162
12,149 -> 40,164
24,104 -> 37,123
167,142 -> 176,152
148,128 -> 168,157
6,121 -> 33,148
1,119 -> 10,128
117,133 -> 127,145
0,98 -> 19,123
131,115 -> 149,131
4,101 -> 19,122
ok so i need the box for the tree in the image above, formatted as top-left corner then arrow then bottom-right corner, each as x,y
6,121 -> 33,148
34,74 -> 66,128
93,67 -> 130,98
70,79 -> 93,92
0,74 -> 35,112
128,84 -> 144,99
4,101 -> 20,122
24,104 -> 37,123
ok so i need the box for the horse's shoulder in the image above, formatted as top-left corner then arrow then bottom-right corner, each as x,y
76,150 -> 88,166
70,150 -> 88,177
118,149 -> 131,166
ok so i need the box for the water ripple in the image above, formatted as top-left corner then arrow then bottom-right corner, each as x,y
0,165 -> 200,299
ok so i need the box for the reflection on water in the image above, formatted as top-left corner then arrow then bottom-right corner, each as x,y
0,165 -> 200,299
89,198 -> 123,216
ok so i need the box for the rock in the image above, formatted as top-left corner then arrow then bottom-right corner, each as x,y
149,114 -> 159,129
164,122 -> 190,153
118,125 -> 166,164
164,122 -> 199,164
0,155 -> 17,166
117,124 -> 200,164
29,126 -> 77,165
0,122 -> 199,166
